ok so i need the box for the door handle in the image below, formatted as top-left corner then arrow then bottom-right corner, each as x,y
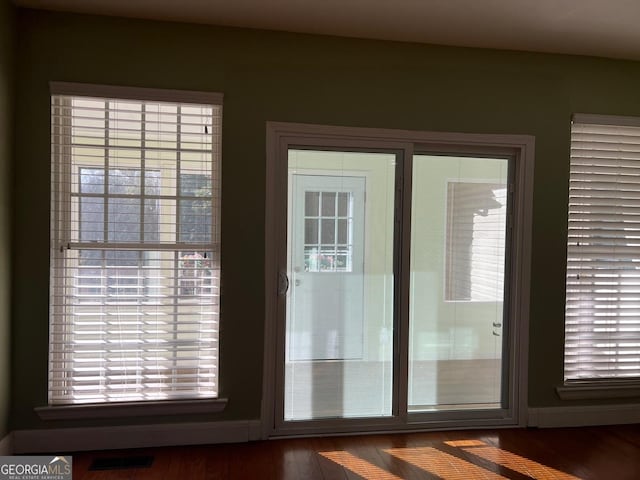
278,272 -> 290,296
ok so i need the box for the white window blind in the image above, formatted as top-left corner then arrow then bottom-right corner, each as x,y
49,85 -> 222,404
565,114 -> 640,381
445,182 -> 507,302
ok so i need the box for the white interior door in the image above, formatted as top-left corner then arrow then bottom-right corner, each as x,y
287,174 -> 366,361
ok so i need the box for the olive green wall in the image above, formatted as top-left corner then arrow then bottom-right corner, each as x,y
0,0 -> 15,439
12,8 -> 640,430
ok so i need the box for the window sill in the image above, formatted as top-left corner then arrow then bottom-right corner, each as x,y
557,382 -> 640,400
35,398 -> 228,420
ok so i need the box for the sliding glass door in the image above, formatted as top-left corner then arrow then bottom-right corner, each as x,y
285,149 -> 396,421
409,154 -> 509,413
266,123 -> 531,435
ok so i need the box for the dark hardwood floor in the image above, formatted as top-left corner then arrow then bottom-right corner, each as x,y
71,424 -> 640,479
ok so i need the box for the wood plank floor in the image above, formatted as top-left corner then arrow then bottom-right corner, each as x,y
71,424 -> 640,479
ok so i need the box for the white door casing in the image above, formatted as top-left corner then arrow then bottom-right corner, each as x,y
263,122 -> 534,438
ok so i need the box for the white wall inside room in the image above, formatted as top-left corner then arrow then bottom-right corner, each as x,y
288,149 -> 396,364
411,155 -> 508,363
286,150 -> 508,364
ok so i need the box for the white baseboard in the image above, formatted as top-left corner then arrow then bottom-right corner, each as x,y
12,420 -> 262,454
528,404 -> 640,428
0,432 -> 12,455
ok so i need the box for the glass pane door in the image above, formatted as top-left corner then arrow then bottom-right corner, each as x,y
409,154 -> 509,412
285,149 -> 396,421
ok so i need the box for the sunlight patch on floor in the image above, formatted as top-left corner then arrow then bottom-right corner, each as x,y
386,447 -> 508,480
320,440 -> 584,480
460,442 -> 581,480
319,451 -> 403,480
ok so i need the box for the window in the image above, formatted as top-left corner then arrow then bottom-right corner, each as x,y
445,181 -> 507,302
49,84 -> 222,406
304,191 -> 354,273
564,114 -> 640,386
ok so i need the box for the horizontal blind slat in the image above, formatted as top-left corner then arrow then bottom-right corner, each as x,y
566,118 -> 640,381
50,93 -> 222,404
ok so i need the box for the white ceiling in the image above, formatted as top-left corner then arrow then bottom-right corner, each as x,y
14,0 -> 640,61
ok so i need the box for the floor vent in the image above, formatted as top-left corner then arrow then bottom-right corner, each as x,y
89,455 -> 154,471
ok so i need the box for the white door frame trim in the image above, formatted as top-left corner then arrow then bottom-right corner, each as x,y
263,122 -> 534,439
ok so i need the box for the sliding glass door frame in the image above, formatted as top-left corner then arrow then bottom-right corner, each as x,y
407,146 -> 516,426
263,123 -> 534,438
274,141 -> 408,436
